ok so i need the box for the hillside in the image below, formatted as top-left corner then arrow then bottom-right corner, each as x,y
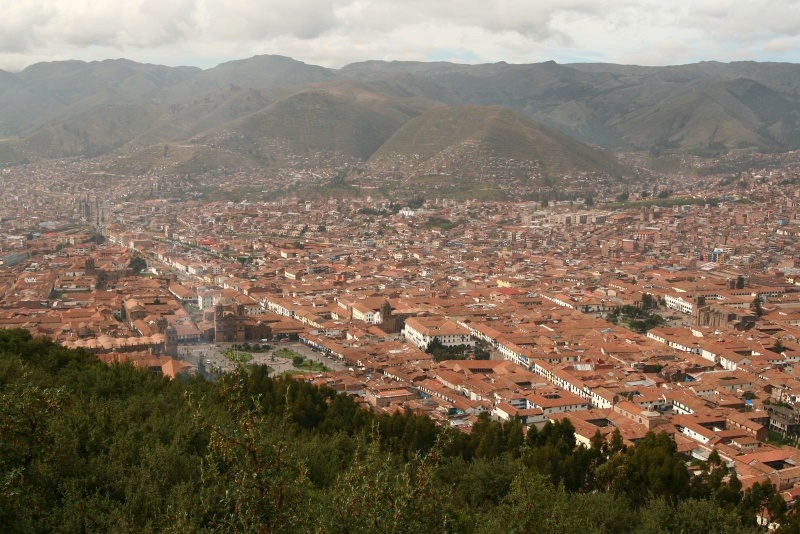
342,59 -> 800,152
187,80 -> 440,165
373,104 -> 626,175
4,55 -> 800,176
1,57 -> 799,153
611,78 -> 800,150
0,328 -> 772,533
43,79 -> 620,185
164,54 -> 336,102
0,59 -> 199,137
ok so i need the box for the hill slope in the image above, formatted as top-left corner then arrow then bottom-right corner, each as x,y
182,80 -> 442,163
373,104 -> 625,175
4,56 -> 800,157
342,59 -> 800,151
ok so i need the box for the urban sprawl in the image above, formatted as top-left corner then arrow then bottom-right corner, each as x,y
6,151 -> 800,502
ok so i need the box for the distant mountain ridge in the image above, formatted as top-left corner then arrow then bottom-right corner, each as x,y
1,54 -> 799,172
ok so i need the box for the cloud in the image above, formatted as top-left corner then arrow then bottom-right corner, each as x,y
0,0 -> 799,71
0,1 -> 55,53
201,0 -> 339,40
0,0 -> 200,53
333,0 -> 602,41
762,36 -> 798,54
685,1 -> 800,40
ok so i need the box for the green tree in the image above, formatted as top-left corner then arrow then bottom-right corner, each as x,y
128,256 -> 147,274
0,385 -> 69,530
480,468 -> 593,534
739,480 -> 777,528
437,456 -> 517,509
608,428 -> 626,455
595,431 -> 689,506
316,436 -> 450,533
406,196 -> 425,209
474,347 -> 491,360
752,295 -> 764,317
776,499 -> 800,533
639,497 -> 758,534
190,374 -> 312,533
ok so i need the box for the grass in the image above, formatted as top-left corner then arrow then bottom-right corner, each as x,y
764,429 -> 796,448
274,348 -> 330,371
425,217 -> 460,231
241,364 -> 273,376
603,197 -> 715,210
409,174 -> 451,183
643,155 -> 684,173
295,360 -> 329,372
223,347 -> 253,365
275,348 -> 302,359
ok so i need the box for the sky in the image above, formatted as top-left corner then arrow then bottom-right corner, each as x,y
1,0 -> 799,72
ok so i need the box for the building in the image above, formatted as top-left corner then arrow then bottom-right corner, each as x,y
403,316 -> 474,350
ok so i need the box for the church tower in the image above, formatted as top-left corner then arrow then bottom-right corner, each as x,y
165,325 -> 178,357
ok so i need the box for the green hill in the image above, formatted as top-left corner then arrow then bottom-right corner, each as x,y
613,78 -> 800,150
373,104 -> 626,175
198,81 -> 436,162
0,327 -> 771,533
6,56 -> 800,173
344,59 -> 800,152
5,56 -> 800,159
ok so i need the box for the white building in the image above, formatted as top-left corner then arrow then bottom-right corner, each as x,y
403,316 -> 474,350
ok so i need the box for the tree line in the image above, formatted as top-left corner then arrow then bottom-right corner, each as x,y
1,328 -> 797,532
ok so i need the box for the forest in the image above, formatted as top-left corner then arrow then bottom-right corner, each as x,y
1,327 -> 798,533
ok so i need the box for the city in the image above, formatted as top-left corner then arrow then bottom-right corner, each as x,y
3,149 -> 800,511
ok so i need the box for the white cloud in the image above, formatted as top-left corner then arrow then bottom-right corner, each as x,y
0,0 -> 798,71
201,0 -> 339,40
687,0 -> 800,39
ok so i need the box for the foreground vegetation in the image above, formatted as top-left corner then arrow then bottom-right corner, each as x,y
1,328 -> 798,532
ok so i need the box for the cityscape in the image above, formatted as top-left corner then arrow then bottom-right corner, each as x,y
3,144 -> 800,524
3,7 -> 800,523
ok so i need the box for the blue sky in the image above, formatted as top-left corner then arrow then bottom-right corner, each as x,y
1,0 -> 799,72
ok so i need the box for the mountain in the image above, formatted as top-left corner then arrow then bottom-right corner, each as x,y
341,59 -> 800,151
194,80 -> 438,163
373,104 -> 625,175
15,75 -> 618,183
5,55 -> 800,174
612,78 -> 800,150
165,55 -> 336,102
0,59 -> 200,137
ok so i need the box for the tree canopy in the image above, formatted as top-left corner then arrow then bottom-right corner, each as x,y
0,328 -> 768,533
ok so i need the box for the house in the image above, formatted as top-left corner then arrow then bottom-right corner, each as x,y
403,316 -> 474,350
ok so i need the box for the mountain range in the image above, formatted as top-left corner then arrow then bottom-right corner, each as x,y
2,54 -> 800,174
